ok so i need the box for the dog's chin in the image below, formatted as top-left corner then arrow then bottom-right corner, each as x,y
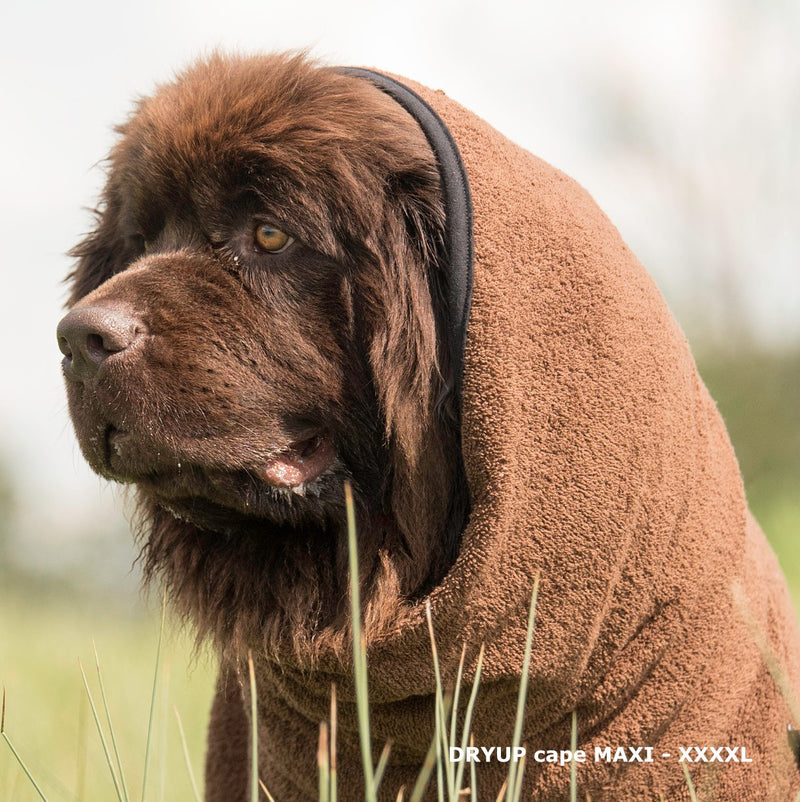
140,462 -> 344,534
146,481 -> 344,535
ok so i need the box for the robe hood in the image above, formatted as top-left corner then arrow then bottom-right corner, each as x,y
245,70 -> 800,801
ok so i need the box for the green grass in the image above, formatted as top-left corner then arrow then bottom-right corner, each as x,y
0,588 -> 215,802
696,347 -> 800,610
758,498 -> 800,609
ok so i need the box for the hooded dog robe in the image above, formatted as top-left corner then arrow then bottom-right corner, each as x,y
207,71 -> 800,801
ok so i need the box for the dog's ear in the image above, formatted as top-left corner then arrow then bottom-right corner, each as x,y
66,167 -> 134,307
365,186 -> 446,470
362,191 -> 462,567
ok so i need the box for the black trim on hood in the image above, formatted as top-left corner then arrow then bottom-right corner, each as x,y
340,68 -> 475,413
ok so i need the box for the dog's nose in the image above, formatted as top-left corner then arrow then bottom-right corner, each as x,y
57,305 -> 144,381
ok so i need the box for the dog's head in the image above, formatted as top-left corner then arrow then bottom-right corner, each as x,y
59,54 -> 467,649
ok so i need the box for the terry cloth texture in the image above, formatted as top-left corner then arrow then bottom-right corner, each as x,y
226,73 -> 800,801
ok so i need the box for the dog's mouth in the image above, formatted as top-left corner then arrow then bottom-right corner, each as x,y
99,423 -> 342,530
103,425 -> 337,490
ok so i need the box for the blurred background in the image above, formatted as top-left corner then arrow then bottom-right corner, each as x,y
1,0 -> 798,798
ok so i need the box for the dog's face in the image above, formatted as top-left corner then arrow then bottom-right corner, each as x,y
59,54 -> 466,647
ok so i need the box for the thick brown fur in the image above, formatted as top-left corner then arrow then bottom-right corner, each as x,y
62,52 -> 469,661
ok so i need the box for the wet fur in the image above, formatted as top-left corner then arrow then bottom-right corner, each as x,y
65,53 -> 469,660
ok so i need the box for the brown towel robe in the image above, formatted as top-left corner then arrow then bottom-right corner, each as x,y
210,70 -> 800,802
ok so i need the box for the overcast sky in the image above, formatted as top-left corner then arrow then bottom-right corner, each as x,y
1,0 -> 798,566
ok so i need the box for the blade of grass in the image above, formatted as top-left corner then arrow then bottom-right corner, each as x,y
330,684 -> 338,802
435,725 -> 444,801
681,763 -> 698,802
174,707 -> 201,802
344,480 -> 376,797
569,711 -> 577,802
92,640 -> 130,802
449,644 -> 467,760
433,687 -> 445,802
469,733 -> 477,802
374,740 -> 393,792
409,733 -> 438,802
79,660 -> 124,802
453,645 -> 485,796
505,575 -> 540,799
1,689 -> 50,802
159,663 -> 169,802
318,722 -> 330,802
1,732 -> 50,802
493,778 -> 508,802
259,780 -> 277,802
510,753 -> 526,802
142,590 -> 167,802
425,603 -> 454,799
248,651 -> 259,802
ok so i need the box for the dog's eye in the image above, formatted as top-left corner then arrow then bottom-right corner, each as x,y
254,224 -> 293,254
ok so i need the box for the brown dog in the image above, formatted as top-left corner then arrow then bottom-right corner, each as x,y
59,53 -> 800,800
60,52 -> 469,799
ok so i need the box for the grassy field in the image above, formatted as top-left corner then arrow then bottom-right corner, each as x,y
759,498 -> 800,608
0,582 -> 216,802
697,347 -> 800,607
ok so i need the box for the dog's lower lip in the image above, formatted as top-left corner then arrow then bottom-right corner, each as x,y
258,432 -> 335,488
